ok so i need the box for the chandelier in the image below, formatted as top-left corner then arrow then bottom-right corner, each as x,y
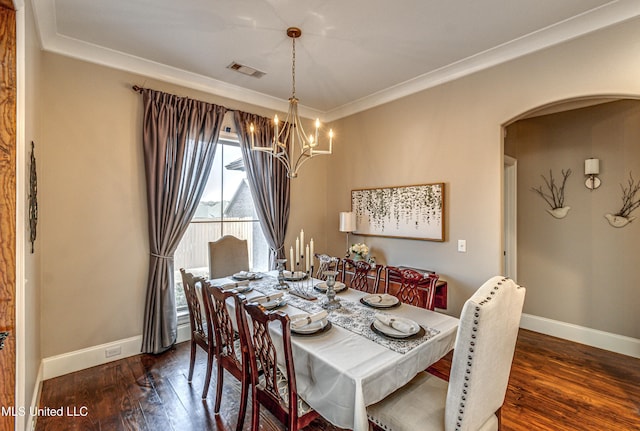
250,27 -> 333,178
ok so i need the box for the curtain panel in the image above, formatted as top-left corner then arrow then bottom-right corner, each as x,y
234,112 -> 290,268
139,88 -> 227,354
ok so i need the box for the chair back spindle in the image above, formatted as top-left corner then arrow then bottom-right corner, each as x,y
179,269 -> 214,397
201,281 -> 251,431
385,266 -> 438,310
242,302 -> 319,431
314,253 -> 340,280
343,258 -> 382,293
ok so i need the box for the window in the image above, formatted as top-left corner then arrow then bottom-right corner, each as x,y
174,136 -> 269,313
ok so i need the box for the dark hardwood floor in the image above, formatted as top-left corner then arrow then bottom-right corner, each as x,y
36,329 -> 640,431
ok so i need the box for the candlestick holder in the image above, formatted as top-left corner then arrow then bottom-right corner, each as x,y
274,258 -> 289,289
321,270 -> 341,311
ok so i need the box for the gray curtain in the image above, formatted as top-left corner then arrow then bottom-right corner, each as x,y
234,111 -> 290,268
140,88 -> 227,354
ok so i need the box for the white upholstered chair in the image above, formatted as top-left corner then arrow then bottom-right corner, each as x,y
208,235 -> 249,279
367,276 -> 525,431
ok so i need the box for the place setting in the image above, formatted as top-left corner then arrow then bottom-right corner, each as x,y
232,270 -> 263,281
359,293 -> 400,309
248,292 -> 287,310
314,280 -> 347,294
289,310 -> 332,336
370,313 -> 425,340
216,280 -> 253,294
283,270 -> 308,281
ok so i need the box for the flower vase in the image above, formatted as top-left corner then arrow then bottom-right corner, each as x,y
605,214 -> 636,228
547,206 -> 570,219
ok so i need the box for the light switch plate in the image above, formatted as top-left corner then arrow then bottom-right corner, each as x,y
457,240 -> 467,252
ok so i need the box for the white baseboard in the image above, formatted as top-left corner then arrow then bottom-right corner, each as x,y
520,313 -> 640,359
28,363 -> 43,431
40,316 -> 639,382
41,323 -> 192,380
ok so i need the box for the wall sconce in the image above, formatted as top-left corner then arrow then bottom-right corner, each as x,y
339,211 -> 356,258
585,158 -> 601,190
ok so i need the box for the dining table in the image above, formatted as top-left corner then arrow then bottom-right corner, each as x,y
210,271 -> 459,431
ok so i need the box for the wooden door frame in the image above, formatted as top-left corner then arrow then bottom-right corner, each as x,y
0,2 -> 16,431
503,155 -> 517,281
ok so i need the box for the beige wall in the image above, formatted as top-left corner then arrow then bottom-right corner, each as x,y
39,53 -> 326,357
326,17 -> 640,321
505,100 -> 640,338
37,15 -> 640,359
21,0 -> 43,422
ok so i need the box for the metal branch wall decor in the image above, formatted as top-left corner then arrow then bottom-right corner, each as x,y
29,141 -> 38,253
351,183 -> 444,241
530,168 -> 572,219
605,172 -> 640,228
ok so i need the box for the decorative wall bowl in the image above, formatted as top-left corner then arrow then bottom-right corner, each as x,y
546,206 -> 570,219
605,214 -> 635,228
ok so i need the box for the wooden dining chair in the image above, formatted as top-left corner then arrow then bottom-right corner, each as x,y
208,235 -> 249,279
314,253 -> 340,280
179,269 -> 215,398
385,266 -> 439,310
200,280 -> 251,431
367,276 -> 526,431
342,258 -> 382,293
242,302 -> 320,431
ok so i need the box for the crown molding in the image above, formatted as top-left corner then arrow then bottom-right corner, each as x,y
324,0 -> 640,121
33,0 -> 640,122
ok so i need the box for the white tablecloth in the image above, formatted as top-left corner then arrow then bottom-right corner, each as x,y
211,274 -> 458,431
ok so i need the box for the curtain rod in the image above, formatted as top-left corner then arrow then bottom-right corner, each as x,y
131,84 -> 246,113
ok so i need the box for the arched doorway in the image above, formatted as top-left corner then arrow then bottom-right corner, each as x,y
502,95 -> 640,358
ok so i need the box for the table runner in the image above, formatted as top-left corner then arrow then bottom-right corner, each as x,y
249,276 -> 440,354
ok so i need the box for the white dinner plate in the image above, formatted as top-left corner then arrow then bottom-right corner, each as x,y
232,272 -> 263,281
261,299 -> 287,310
223,285 -> 252,294
283,271 -> 307,281
314,281 -> 347,293
372,317 -> 420,338
361,294 -> 400,308
289,314 -> 329,334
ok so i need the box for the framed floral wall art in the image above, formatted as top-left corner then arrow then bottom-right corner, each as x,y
351,183 -> 445,241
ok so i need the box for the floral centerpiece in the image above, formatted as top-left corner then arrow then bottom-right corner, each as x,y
349,243 -> 369,261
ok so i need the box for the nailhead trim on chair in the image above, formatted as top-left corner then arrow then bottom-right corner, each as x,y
368,416 -> 392,431
454,277 -> 508,431
369,277 -> 522,431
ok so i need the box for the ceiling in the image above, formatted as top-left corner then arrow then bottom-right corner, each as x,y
32,0 -> 640,121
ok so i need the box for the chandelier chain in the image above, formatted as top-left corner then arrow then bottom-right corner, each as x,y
291,36 -> 296,99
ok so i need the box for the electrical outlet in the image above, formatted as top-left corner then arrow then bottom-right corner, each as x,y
457,240 -> 467,253
105,346 -> 122,358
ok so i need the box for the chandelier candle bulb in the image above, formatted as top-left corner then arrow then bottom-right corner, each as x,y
306,245 -> 310,271
300,229 -> 304,253
296,237 -> 300,264
310,238 -> 314,258
273,115 -> 279,150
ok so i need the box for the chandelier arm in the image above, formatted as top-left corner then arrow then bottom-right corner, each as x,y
291,151 -> 314,177
249,26 -> 333,179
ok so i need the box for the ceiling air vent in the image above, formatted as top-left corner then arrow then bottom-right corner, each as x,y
227,62 -> 266,78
